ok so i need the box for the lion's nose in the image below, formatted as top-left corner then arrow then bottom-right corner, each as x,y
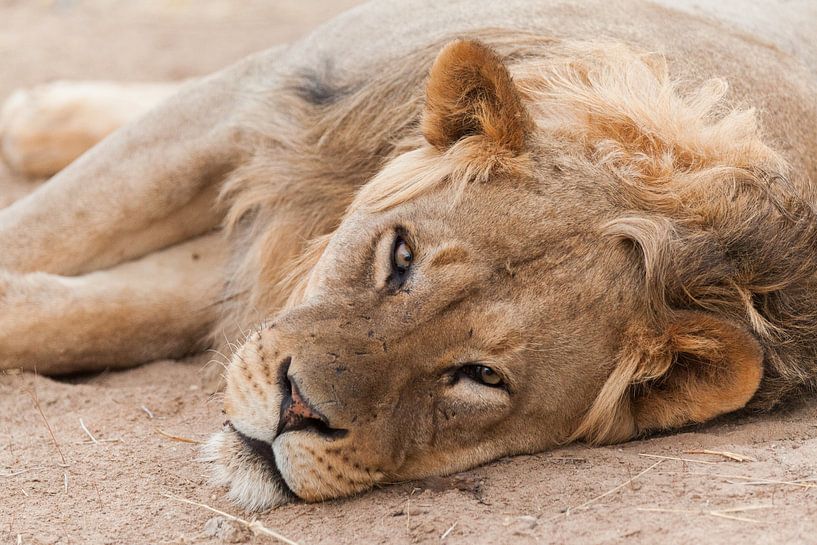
276,362 -> 347,439
283,379 -> 325,424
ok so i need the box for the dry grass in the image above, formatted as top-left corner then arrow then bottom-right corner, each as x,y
684,449 -> 757,462
639,453 -> 717,465
0,467 -> 45,478
440,521 -> 458,540
637,504 -> 773,524
163,493 -> 301,545
688,472 -> 817,489
24,381 -> 67,467
155,428 -> 204,444
549,459 -> 664,520
79,418 -> 98,444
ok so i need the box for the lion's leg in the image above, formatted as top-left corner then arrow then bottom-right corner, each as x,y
0,232 -> 227,374
0,54 -> 272,276
0,81 -> 181,179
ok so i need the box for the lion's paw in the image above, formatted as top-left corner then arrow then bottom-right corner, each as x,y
1,83 -> 108,178
0,81 -> 174,178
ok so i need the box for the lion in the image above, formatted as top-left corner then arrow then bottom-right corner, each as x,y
1,0 -> 816,511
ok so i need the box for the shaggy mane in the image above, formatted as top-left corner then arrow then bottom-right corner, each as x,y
532,44 -> 817,442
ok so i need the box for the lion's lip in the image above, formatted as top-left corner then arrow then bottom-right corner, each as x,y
225,421 -> 295,497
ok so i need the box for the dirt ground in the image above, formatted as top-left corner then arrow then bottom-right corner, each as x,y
1,2 -> 816,544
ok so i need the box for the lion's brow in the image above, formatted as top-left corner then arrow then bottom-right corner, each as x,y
426,245 -> 471,269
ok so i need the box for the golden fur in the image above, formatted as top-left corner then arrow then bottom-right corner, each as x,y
207,35 -> 816,507
1,0 -> 816,511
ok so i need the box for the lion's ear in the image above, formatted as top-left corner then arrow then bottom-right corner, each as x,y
576,311 -> 763,444
422,39 -> 533,153
632,312 -> 763,432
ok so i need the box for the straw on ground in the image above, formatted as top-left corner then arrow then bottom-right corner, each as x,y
163,493 -> 301,545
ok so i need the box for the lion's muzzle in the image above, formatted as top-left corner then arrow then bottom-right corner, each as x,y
213,312 -> 405,507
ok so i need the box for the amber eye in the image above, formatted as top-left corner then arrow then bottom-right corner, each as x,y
460,364 -> 504,387
392,238 -> 413,273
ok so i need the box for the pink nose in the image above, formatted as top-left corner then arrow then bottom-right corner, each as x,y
282,382 -> 323,424
276,361 -> 346,439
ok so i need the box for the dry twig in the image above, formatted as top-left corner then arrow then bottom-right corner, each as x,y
79,418 -> 98,444
638,504 -> 771,524
684,449 -> 756,462
155,428 -> 203,444
0,467 -> 45,478
549,460 -> 663,520
25,386 -> 67,466
639,453 -> 716,465
163,493 -> 300,545
440,521 -> 458,540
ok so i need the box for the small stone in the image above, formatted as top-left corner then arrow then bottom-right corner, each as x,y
203,516 -> 251,543
516,515 -> 538,530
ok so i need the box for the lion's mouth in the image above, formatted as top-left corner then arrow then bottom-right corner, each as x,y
220,361 -> 348,500
228,421 -> 278,468
213,357 -> 351,508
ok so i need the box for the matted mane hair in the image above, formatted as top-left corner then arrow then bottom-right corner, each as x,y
216,32 -> 817,427
525,43 -> 817,442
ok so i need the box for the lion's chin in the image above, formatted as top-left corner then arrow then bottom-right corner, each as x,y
201,430 -> 293,512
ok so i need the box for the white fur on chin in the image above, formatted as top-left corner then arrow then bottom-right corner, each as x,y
201,431 -> 291,512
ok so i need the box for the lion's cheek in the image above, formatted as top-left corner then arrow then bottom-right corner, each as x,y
273,434 -> 384,501
223,340 -> 283,445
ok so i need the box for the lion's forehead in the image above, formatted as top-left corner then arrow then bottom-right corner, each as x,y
338,178 -> 609,267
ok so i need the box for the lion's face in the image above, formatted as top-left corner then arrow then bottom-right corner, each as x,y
211,168 -> 634,507
208,39 -> 767,510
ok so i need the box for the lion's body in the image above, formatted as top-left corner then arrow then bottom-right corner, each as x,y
1,0 -> 816,509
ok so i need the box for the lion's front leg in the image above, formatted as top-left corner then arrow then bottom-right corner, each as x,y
0,232 -> 227,374
0,81 -> 180,179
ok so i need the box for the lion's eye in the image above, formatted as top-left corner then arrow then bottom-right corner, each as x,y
460,364 -> 504,387
392,237 -> 413,274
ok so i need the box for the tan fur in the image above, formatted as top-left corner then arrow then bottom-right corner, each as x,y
0,81 -> 180,178
572,312 -> 764,444
423,39 -> 533,152
1,0 -> 816,512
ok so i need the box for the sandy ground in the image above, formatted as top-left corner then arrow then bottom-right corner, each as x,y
1,2 -> 817,544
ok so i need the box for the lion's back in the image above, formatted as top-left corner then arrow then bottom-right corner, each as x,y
288,0 -> 817,76
269,0 -> 817,200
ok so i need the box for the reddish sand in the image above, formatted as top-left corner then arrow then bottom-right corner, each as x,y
1,2 -> 816,544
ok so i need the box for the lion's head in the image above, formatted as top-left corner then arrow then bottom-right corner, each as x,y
207,38 -> 815,510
